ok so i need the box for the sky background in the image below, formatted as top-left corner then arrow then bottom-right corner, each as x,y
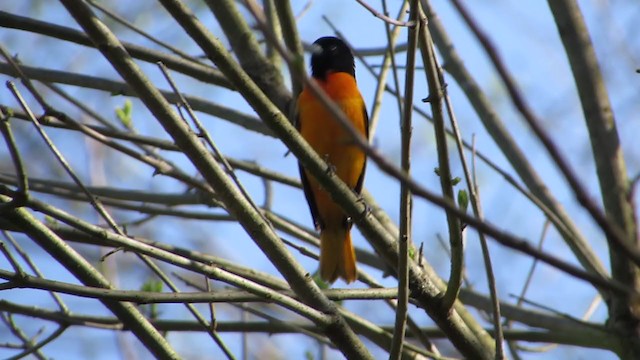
1,0 -> 639,359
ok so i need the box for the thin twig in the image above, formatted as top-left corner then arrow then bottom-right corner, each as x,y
0,267 -> 407,304
87,0 -> 200,62
0,62 -> 270,136
2,231 -> 69,313
6,82 -> 126,239
379,0 -> 407,129
272,0 -> 302,95
354,0 -> 416,27
0,45 -> 51,110
1,312 -> 54,360
416,4 -> 463,312
146,256 -> 236,359
0,242 -> 25,278
157,61 -> 266,223
389,1 -> 418,358
0,11 -> 231,88
442,61 -> 505,358
0,107 -> 27,205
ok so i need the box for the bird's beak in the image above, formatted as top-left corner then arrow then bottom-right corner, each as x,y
310,43 -> 323,55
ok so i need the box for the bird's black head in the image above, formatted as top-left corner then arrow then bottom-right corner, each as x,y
310,36 -> 355,80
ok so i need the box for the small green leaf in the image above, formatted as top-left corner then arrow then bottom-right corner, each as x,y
457,189 -> 469,212
140,279 -> 162,319
141,279 -> 163,293
115,99 -> 133,128
451,177 -> 461,186
304,350 -> 315,360
434,167 -> 440,177
408,245 -> 416,259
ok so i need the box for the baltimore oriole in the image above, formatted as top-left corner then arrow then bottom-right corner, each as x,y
297,37 -> 368,283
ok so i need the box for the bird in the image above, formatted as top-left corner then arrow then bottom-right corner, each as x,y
296,36 -> 368,284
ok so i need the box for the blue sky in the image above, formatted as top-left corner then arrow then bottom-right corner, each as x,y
1,1 -> 638,359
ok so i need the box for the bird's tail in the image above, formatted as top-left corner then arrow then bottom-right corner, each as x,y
319,227 -> 357,283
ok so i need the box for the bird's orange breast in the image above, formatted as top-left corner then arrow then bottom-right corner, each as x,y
297,72 -> 367,227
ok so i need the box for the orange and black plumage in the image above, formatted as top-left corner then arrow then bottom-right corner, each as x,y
297,37 -> 368,283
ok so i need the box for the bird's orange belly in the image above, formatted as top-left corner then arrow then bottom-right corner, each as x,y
298,94 -> 366,227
